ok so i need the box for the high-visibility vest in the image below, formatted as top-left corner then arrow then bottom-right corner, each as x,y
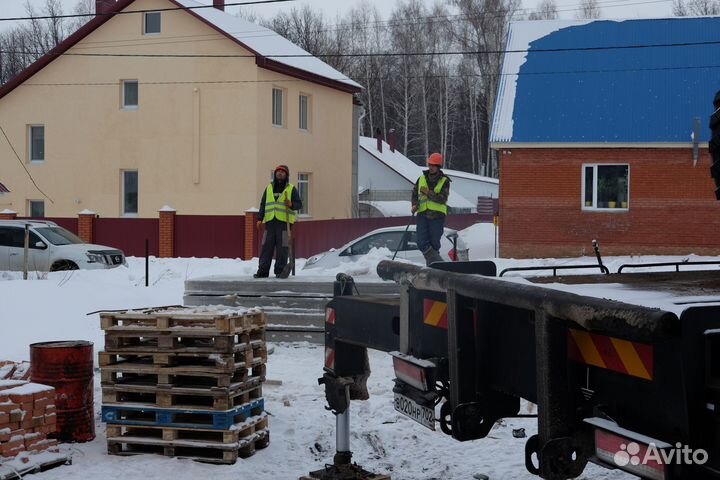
263,183 -> 296,224
417,175 -> 448,215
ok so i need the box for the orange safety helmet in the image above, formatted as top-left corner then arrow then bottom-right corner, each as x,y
427,153 -> 444,167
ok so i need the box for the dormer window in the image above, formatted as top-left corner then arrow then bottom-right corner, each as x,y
144,12 -> 161,35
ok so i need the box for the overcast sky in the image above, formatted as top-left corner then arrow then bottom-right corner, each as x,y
1,0 -> 674,27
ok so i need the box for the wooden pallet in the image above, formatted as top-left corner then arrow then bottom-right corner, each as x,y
101,362 -> 267,389
103,330 -> 266,354
100,309 -> 266,336
101,399 -> 264,430
99,344 -> 267,372
106,419 -> 269,464
102,382 -> 263,410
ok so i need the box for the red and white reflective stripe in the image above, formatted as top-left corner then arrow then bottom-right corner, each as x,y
594,429 -> 665,480
325,307 -> 336,325
392,356 -> 428,391
324,347 -> 335,371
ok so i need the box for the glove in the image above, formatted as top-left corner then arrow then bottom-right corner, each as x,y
411,204 -> 418,214
256,221 -> 263,231
419,186 -> 430,195
284,200 -> 293,208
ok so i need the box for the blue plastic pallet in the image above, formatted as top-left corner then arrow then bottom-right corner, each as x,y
101,399 -> 264,431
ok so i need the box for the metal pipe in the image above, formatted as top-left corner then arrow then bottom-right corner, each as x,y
376,261 -> 678,340
336,402 -> 350,454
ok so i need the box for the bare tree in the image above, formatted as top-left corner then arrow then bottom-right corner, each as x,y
529,0 -> 559,20
673,0 -> 720,15
576,0 -> 602,19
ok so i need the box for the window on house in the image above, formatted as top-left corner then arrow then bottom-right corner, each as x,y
29,125 -> 44,163
144,12 -> 161,35
582,164 -> 629,210
28,200 -> 45,218
122,80 -> 139,109
299,94 -> 310,131
122,170 -> 138,216
272,88 -> 284,127
297,173 -> 309,215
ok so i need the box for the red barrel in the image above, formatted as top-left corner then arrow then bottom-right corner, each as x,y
30,341 -> 95,442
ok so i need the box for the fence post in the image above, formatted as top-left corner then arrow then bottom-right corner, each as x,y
159,206 -> 176,258
77,209 -> 96,243
0,209 -> 17,220
244,208 -> 259,260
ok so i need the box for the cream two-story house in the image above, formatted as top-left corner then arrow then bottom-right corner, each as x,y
0,0 -> 361,219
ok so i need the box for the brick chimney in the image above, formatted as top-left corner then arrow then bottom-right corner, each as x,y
213,0 -> 225,11
95,0 -> 117,14
388,129 -> 397,153
375,128 -> 383,153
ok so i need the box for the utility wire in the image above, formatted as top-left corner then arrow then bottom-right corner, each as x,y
16,62 -> 720,88
0,0 -> 296,22
48,0 -> 673,51
4,38 -> 720,59
0,124 -> 54,203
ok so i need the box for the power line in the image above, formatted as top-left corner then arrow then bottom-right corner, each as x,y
15,62 -> 720,88
0,0 -> 296,22
4,38 -> 720,60
0,124 -> 54,203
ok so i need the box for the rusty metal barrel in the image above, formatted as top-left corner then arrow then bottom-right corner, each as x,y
30,341 -> 95,442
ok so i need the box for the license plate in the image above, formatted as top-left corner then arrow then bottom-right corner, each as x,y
393,392 -> 435,431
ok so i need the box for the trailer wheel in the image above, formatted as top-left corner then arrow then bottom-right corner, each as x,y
439,401 -> 453,435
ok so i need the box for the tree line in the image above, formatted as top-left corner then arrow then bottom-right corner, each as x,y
1,0 -> 712,176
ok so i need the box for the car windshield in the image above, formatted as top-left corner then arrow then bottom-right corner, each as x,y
35,227 -> 85,246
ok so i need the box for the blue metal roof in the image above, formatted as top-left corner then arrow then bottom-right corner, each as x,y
491,17 -> 720,144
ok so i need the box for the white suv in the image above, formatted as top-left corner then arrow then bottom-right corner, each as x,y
0,220 -> 126,272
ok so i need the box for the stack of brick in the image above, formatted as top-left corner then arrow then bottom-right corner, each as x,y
98,306 -> 269,464
0,381 -> 58,459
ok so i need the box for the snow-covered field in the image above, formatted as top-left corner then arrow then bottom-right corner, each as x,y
2,222 -> 718,479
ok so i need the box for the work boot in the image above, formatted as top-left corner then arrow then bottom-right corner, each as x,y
422,247 -> 443,266
253,272 -> 269,279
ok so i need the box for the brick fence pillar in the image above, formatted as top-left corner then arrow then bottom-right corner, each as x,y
77,210 -> 96,243
0,209 -> 17,220
159,206 -> 176,258
244,208 -> 259,260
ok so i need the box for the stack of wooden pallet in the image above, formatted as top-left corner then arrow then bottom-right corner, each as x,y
98,307 -> 269,464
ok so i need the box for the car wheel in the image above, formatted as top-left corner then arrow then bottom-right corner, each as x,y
50,260 -> 79,272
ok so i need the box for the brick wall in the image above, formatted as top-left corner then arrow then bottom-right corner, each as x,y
499,148 -> 720,258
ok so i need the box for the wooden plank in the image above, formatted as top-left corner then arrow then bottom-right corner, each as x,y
102,382 -> 263,410
100,308 -> 266,335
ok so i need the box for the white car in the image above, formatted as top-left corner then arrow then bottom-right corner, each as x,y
0,220 -> 126,272
303,225 -> 469,270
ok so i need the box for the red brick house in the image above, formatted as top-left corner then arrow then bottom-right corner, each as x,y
491,18 -> 720,258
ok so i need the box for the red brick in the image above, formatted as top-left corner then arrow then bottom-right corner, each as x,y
0,412 -> 8,425
0,438 -> 24,456
0,402 -> 18,415
0,429 -> 10,442
8,392 -> 33,405
44,414 -> 56,426
8,410 -> 22,423
45,405 -> 56,414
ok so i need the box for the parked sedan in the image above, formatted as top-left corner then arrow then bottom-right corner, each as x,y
0,220 -> 126,272
302,225 -> 469,270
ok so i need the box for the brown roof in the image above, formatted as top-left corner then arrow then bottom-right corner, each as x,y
0,0 -> 360,102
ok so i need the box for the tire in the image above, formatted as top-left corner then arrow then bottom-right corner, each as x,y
50,260 -> 79,272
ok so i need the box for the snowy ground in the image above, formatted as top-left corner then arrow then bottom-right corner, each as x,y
2,222 -> 719,478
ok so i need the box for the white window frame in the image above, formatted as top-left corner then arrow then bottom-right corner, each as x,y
28,125 -> 45,164
122,80 -> 139,110
297,172 -> 310,216
143,12 -> 161,35
299,93 -> 310,131
272,87 -> 284,127
581,163 -> 630,212
122,170 -> 139,217
28,200 -> 45,218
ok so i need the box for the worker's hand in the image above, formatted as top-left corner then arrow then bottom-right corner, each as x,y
419,186 -> 430,195
284,200 -> 293,208
411,204 -> 418,214
256,221 -> 263,231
